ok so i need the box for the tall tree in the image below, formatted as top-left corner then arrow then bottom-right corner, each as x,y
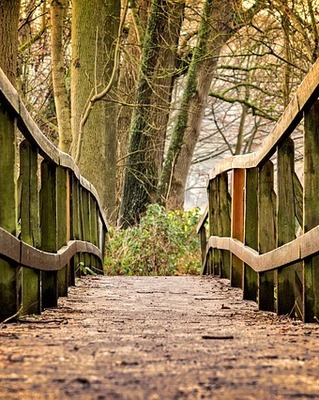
157,0 -> 243,209
71,0 -> 120,221
116,0 -> 150,209
50,0 -> 72,152
119,0 -> 183,227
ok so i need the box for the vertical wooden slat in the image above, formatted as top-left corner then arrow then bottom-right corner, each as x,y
71,175 -> 81,279
231,169 -> 245,288
65,171 -> 72,285
19,140 -> 41,315
303,100 -> 319,322
200,225 -> 207,267
219,172 -> 231,279
56,166 -> 68,296
243,167 -> 258,301
208,178 -> 219,275
40,161 -> 58,308
0,106 -> 18,321
213,176 -> 220,275
258,160 -> 276,312
80,187 -> 91,273
277,137 -> 297,315
90,195 -> 103,273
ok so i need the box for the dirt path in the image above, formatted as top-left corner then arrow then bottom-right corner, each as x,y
0,276 -> 319,400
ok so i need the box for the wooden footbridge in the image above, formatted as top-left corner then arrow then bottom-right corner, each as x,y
1,55 -> 319,326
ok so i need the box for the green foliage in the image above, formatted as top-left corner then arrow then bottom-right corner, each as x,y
104,204 -> 201,276
76,261 -> 97,276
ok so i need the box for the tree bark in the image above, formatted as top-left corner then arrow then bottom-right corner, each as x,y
116,5 -> 146,212
71,0 -> 120,221
50,0 -> 72,153
158,0 -> 239,210
0,0 -> 20,84
119,0 -> 175,227
147,1 -> 184,184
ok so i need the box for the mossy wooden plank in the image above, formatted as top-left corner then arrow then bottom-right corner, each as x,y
258,160 -> 276,312
19,140 -> 41,315
243,167 -> 258,301
89,195 -> 103,274
277,137 -> 296,315
199,226 -> 207,266
80,188 -> 92,274
208,178 -> 219,275
303,101 -> 319,322
40,161 -> 58,308
0,106 -> 18,321
293,172 -> 303,228
213,177 -> 220,276
219,172 -> 231,279
56,166 -> 68,297
71,175 -> 81,280
231,169 -> 245,288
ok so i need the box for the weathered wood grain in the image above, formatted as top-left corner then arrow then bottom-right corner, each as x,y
56,167 -> 68,297
40,161 -> 58,308
231,169 -> 245,288
0,106 -> 18,321
243,167 -> 258,301
219,172 -> 231,279
258,161 -> 276,312
277,138 -> 297,315
303,101 -> 319,322
19,140 -> 41,315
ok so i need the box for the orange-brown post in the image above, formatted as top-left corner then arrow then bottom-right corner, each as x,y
231,169 -> 245,288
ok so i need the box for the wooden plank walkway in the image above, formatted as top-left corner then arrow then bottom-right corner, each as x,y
1,276 -> 319,400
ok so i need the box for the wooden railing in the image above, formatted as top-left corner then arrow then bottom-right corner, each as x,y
198,58 -> 319,323
0,68 -> 108,322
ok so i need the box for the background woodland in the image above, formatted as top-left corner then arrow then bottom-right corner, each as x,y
7,0 -> 319,226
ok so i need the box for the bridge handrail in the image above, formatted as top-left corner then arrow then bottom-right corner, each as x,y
208,57 -> 319,182
0,67 -> 108,231
199,57 -> 319,322
0,66 -> 109,321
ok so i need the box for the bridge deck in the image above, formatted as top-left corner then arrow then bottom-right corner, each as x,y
1,276 -> 319,399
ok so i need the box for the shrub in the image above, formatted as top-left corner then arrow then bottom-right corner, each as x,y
104,204 -> 201,276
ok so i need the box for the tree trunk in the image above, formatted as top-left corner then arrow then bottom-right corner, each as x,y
119,0 -> 175,227
0,0 -> 20,85
157,0 -> 240,210
148,1 -> 184,185
71,0 -> 120,221
50,0 -> 72,153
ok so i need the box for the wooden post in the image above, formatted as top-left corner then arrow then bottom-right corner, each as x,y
208,178 -> 219,275
243,167 -> 258,301
80,187 -> 91,273
90,195 -> 103,274
231,169 -> 245,288
258,160 -> 276,312
40,161 -> 58,308
0,106 -> 18,321
19,140 -> 41,315
71,175 -> 81,279
219,172 -> 231,279
199,225 -> 207,267
56,166 -> 68,296
303,101 -> 319,322
277,137 -> 297,315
